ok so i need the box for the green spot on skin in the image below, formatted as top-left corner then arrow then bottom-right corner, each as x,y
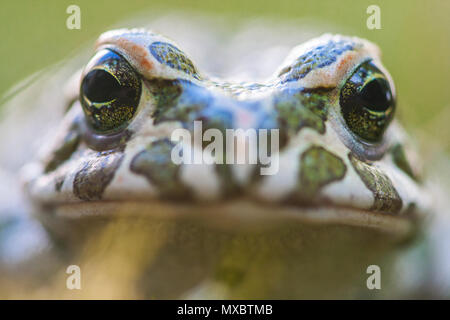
276,98 -> 325,134
150,80 -> 234,141
275,88 -> 330,146
44,123 -> 81,173
349,153 -> 402,214
130,139 -> 190,199
278,39 -> 355,83
148,79 -> 183,123
73,150 -> 124,201
391,143 -> 419,182
149,42 -> 200,79
297,146 -> 347,200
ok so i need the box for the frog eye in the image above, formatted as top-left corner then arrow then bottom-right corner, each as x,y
339,60 -> 395,143
80,49 -> 142,133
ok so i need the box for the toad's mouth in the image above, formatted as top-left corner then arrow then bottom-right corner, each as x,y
39,198 -> 420,240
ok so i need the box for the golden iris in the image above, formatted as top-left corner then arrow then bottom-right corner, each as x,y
80,49 -> 142,133
340,60 -> 395,142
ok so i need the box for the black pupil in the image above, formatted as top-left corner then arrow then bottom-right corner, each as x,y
82,69 -> 122,102
358,78 -> 392,112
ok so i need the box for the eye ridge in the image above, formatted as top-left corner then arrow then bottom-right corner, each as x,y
339,60 -> 395,143
80,49 -> 142,133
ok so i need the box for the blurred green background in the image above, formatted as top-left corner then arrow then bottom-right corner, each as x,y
1,0 -> 449,151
